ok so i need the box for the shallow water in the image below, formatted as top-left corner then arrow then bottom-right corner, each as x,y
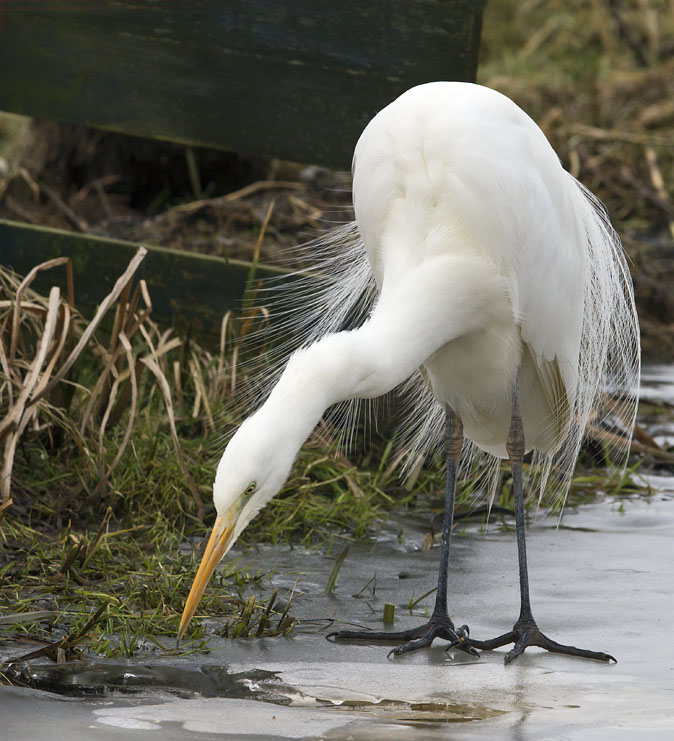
2,368 -> 673,739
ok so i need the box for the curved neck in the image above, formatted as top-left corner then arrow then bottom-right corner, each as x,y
255,253 -> 509,461
259,333 -> 362,451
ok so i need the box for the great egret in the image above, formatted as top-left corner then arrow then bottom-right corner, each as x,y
179,82 -> 640,663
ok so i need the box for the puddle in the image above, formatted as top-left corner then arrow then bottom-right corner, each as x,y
4,660 -> 284,701
2,367 -> 674,739
640,366 -> 674,449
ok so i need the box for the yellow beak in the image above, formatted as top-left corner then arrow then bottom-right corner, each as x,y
178,514 -> 236,639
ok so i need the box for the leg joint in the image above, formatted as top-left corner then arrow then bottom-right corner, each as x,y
444,405 -> 463,460
505,415 -> 525,459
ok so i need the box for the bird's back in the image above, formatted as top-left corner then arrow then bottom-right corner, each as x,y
354,82 -> 583,386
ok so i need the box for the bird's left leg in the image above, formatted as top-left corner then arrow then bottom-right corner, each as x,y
327,404 -> 477,657
458,376 -> 616,664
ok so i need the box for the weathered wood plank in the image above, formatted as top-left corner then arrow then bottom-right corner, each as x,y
0,0 -> 486,169
0,218 -> 292,342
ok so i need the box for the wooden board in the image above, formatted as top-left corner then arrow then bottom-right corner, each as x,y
0,218 -> 294,343
0,0 -> 486,169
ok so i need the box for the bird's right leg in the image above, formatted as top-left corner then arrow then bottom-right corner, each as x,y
457,375 -> 616,664
327,404 -> 477,657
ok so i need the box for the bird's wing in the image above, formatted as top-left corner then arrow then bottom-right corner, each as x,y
432,108 -> 586,414
513,185 -> 585,436
514,175 -> 585,407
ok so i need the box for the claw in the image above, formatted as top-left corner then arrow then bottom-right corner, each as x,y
446,634 -> 480,658
504,633 -> 527,664
444,622 -> 480,657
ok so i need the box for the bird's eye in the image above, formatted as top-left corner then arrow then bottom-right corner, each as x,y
244,482 -> 257,497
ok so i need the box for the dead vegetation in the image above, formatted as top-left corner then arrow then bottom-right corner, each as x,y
0,250 -> 207,516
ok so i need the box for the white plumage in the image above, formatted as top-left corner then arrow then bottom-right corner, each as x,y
179,82 -> 640,655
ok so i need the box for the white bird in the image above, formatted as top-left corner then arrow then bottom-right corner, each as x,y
179,82 -> 640,663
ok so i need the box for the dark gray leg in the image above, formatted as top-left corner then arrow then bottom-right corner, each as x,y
327,404 -> 476,657
465,376 -> 616,664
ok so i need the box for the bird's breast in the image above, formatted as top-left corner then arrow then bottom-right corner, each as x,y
424,321 -> 522,457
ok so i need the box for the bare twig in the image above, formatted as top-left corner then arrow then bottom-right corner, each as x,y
10,257 -> 72,366
644,146 -> 674,240
1,286 -> 61,500
140,355 -> 204,521
568,124 -> 674,147
163,180 -> 304,218
93,333 -> 138,495
189,352 -> 215,433
588,424 -> 674,463
30,247 -> 147,405
40,181 -> 90,232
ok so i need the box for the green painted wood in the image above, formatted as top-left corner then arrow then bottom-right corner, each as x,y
0,218 -> 293,342
0,0 -> 486,169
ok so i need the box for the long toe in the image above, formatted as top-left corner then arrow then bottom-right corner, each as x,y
326,627 -> 424,643
328,617 -> 468,657
464,630 -> 518,652
388,633 -> 438,658
467,623 -> 616,664
534,632 -> 617,663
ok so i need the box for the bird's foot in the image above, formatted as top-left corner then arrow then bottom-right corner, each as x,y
327,615 -> 478,658
457,617 -> 616,664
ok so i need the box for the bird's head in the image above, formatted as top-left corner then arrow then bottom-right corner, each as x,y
178,412 -> 297,638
